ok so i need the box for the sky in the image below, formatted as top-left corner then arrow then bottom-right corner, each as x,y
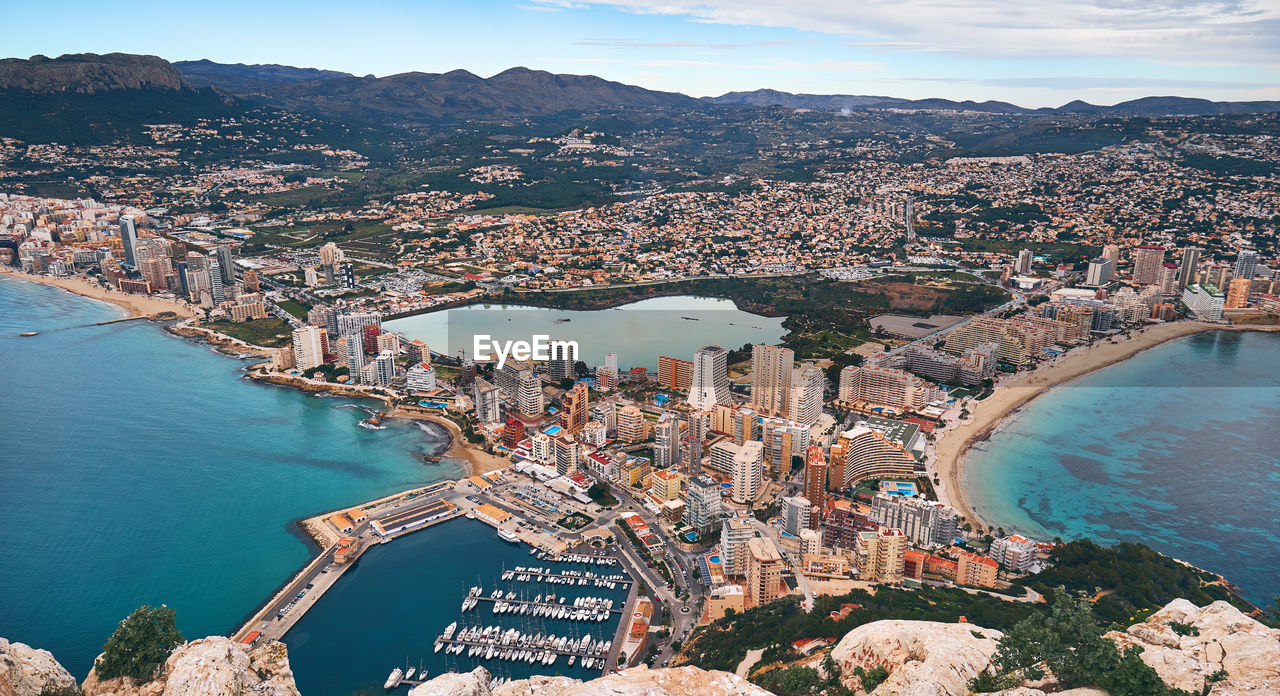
6,0 -> 1280,107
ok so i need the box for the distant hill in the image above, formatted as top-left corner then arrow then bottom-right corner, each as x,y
183,63 -> 703,126
0,52 -> 190,93
4,53 -> 1279,144
0,53 -> 235,144
706,89 -> 1280,116
175,59 -> 355,92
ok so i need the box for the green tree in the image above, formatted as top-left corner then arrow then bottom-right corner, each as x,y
95,605 -> 184,682
991,588 -> 1186,696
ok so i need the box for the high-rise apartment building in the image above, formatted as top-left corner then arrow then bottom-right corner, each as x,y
802,445 -> 827,510
838,420 -> 922,487
213,245 -> 235,285
781,496 -> 811,535
336,311 -> 383,339
1015,249 -> 1033,275
838,364 -> 929,410
750,344 -> 794,417
291,326 -> 327,370
1235,249 -> 1259,280
344,336 -> 366,370
1085,257 -> 1114,287
1133,245 -> 1167,286
654,412 -> 680,470
118,216 -> 138,267
1225,276 -> 1252,309
473,377 -> 502,424
615,404 -> 646,443
656,355 -> 694,392
745,538 -> 784,605
517,370 -> 544,419
1177,247 -> 1200,288
553,435 -> 581,476
560,381 -> 588,433
943,316 -> 1033,365
406,363 -> 436,392
858,528 -> 906,584
787,365 -> 825,426
688,345 -> 730,410
760,417 -> 808,479
868,493 -> 957,547
373,351 -> 396,385
683,475 -> 721,535
719,513 -> 757,577
721,440 -> 764,503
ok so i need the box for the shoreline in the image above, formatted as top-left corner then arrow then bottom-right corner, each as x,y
934,321 -> 1280,532
0,268 -> 196,320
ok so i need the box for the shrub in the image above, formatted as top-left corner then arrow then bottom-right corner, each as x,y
95,605 -> 184,682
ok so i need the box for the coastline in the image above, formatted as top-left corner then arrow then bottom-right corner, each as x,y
0,268 -> 196,319
5,267 -> 510,484
388,405 -> 512,476
933,321 -> 1280,532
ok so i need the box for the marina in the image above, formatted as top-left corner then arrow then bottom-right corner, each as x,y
496,566 -> 630,589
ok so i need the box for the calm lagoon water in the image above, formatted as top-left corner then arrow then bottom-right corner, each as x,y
964,330 -> 1280,604
385,296 -> 786,370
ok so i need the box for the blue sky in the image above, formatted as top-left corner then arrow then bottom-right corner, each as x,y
7,0 -> 1279,106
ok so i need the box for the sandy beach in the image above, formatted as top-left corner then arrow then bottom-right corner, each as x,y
1,268 -> 196,319
389,406 -> 512,476
932,321 -> 1278,531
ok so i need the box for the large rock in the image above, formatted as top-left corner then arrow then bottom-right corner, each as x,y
0,638 -> 78,696
1108,599 -> 1280,695
81,637 -> 300,696
408,665 -> 769,696
829,620 -> 1004,696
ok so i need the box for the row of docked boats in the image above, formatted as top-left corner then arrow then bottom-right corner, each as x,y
502,566 -> 627,588
490,592 -> 614,622
531,552 -> 619,567
433,623 -> 612,669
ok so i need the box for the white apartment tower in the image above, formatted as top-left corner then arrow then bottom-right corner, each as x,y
688,345 -> 730,411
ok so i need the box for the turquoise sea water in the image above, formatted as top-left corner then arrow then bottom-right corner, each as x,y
0,276 -> 462,676
964,330 -> 1280,604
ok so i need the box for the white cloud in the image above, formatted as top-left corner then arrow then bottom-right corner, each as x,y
571,0 -> 1280,63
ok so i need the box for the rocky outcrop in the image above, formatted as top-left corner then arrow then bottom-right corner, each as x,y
0,638 -> 78,696
81,638 -> 299,696
407,666 -> 770,696
1108,599 -> 1280,695
829,620 -> 1004,696
0,53 -> 190,93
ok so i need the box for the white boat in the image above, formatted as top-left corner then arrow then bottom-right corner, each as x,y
434,639 -> 443,653
443,621 -> 458,640
405,667 -> 416,680
498,529 -> 520,543
384,668 -> 403,689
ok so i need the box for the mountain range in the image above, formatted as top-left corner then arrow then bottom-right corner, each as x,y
1,53 -> 1278,139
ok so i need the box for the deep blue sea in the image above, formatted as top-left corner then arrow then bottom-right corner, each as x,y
965,330 -> 1280,605
0,276 -> 463,676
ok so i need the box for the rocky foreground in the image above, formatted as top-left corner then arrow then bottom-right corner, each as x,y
2,600 -> 1276,696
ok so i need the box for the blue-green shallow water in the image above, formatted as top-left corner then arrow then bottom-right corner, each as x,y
286,520 -> 628,695
0,276 -> 462,676
965,330 -> 1280,604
